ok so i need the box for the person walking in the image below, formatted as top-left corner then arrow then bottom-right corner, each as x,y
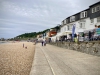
41,40 -> 44,46
44,40 -> 46,46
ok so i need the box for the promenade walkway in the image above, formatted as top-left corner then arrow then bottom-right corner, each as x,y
30,43 -> 100,75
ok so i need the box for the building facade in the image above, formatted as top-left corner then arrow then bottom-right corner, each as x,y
61,1 -> 100,35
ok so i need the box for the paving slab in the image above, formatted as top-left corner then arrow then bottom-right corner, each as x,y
29,46 -> 53,75
30,43 -> 100,75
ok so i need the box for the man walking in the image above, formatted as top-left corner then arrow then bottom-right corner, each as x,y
41,40 -> 44,46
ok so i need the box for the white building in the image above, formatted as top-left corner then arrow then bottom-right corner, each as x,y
60,1 -> 100,37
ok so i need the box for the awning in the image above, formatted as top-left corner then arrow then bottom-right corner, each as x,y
65,31 -> 72,33
84,29 -> 95,33
62,31 -> 72,35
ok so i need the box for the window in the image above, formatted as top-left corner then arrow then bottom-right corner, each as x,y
80,11 -> 87,18
97,17 -> 100,22
61,21 -> 63,25
61,21 -> 64,25
66,19 -> 68,24
85,11 -> 87,17
80,23 -> 85,28
80,23 -> 82,28
68,25 -> 72,30
64,19 -> 66,24
92,5 -> 100,13
69,25 -> 72,30
80,12 -> 84,18
92,8 -> 95,13
91,19 -> 94,23
67,26 -> 70,30
96,6 -> 100,11
64,27 -> 66,31
70,16 -> 75,22
63,19 -> 68,24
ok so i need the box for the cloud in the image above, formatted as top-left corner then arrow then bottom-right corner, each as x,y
0,0 -> 100,38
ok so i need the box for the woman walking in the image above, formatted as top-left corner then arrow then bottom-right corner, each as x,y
44,40 -> 46,46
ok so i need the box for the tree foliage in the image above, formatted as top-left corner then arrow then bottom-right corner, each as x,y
16,29 -> 49,38
16,25 -> 60,39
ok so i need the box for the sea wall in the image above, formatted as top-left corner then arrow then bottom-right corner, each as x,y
49,41 -> 100,56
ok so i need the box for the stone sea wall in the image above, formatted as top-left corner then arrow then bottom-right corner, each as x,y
49,41 -> 100,56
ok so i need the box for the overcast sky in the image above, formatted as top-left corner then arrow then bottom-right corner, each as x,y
0,0 -> 99,38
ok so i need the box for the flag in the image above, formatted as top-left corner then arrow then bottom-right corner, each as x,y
72,24 -> 76,39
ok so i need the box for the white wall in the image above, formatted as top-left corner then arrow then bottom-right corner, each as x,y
60,17 -> 98,35
75,18 -> 96,34
61,25 -> 66,33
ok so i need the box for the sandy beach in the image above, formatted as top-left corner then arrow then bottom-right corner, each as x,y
0,42 -> 35,75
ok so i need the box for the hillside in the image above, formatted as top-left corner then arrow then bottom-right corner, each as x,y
15,25 -> 60,40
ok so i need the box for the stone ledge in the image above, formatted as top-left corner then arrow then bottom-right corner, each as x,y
49,41 -> 100,56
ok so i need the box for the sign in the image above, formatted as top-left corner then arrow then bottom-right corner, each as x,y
96,28 -> 100,35
72,24 -> 76,39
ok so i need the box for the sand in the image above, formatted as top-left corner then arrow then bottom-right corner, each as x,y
0,42 -> 35,75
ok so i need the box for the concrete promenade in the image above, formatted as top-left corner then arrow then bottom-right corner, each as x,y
30,43 -> 100,75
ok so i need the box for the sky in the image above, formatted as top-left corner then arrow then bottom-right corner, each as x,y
0,0 -> 100,39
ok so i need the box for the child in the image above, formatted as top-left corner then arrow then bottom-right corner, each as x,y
23,43 -> 24,48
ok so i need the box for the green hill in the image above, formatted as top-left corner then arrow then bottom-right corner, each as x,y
15,25 -> 60,40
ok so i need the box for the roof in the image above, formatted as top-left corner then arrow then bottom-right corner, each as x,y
61,1 -> 100,24
89,1 -> 100,7
61,8 -> 89,21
